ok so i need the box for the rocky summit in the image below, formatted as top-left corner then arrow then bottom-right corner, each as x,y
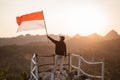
39,70 -> 93,80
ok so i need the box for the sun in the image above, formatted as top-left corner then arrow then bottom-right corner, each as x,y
64,5 -> 109,36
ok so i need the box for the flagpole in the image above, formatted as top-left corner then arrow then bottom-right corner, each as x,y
42,11 -> 49,42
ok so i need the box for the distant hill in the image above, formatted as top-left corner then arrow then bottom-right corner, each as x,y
88,33 -> 103,40
0,34 -> 70,46
0,30 -> 120,80
0,30 -> 119,46
0,34 -> 47,46
104,30 -> 120,40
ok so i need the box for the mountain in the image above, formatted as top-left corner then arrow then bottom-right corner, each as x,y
0,34 -> 47,46
72,34 -> 81,38
104,30 -> 120,40
0,34 -> 70,46
66,33 -> 103,51
88,33 -> 103,39
0,31 -> 120,79
87,33 -> 103,42
0,30 -> 120,46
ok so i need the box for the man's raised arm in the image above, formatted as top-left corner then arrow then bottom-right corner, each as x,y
47,35 -> 57,43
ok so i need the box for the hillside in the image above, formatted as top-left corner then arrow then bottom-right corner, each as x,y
0,30 -> 120,80
0,34 -> 70,46
0,30 -> 119,46
104,30 -> 120,40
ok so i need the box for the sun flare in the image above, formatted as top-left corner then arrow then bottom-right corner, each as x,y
65,5 -> 109,36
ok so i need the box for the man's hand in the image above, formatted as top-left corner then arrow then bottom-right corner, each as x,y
47,35 -> 49,38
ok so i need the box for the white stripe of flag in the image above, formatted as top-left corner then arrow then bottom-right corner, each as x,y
16,11 -> 45,32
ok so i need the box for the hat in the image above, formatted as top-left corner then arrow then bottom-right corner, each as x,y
59,35 -> 65,40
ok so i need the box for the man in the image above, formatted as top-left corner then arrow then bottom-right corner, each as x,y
47,35 -> 67,72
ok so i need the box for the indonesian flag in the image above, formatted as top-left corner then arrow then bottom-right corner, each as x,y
16,11 -> 45,32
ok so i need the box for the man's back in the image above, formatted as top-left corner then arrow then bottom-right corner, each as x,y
54,41 -> 66,55
47,35 -> 66,56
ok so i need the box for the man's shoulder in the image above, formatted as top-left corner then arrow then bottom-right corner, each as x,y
60,41 -> 66,45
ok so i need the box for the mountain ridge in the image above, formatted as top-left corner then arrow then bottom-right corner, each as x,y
104,30 -> 120,40
0,30 -> 119,46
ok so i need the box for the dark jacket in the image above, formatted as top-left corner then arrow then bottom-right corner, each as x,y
48,36 -> 66,56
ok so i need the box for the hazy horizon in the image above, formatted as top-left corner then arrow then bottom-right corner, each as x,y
0,0 -> 120,37
0,29 -> 119,38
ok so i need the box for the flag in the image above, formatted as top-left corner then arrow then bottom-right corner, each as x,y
16,11 -> 45,32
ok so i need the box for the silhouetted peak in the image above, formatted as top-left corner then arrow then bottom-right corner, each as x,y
108,30 -> 118,35
17,35 -> 24,38
25,34 -> 32,37
73,34 -> 81,38
88,33 -> 102,38
105,30 -> 120,40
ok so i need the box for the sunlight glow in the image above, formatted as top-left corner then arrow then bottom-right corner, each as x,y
65,5 -> 109,36
15,4 -> 109,37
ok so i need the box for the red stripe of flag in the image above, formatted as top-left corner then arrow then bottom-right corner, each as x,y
16,11 -> 44,25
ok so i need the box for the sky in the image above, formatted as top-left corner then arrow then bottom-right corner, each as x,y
0,0 -> 120,37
